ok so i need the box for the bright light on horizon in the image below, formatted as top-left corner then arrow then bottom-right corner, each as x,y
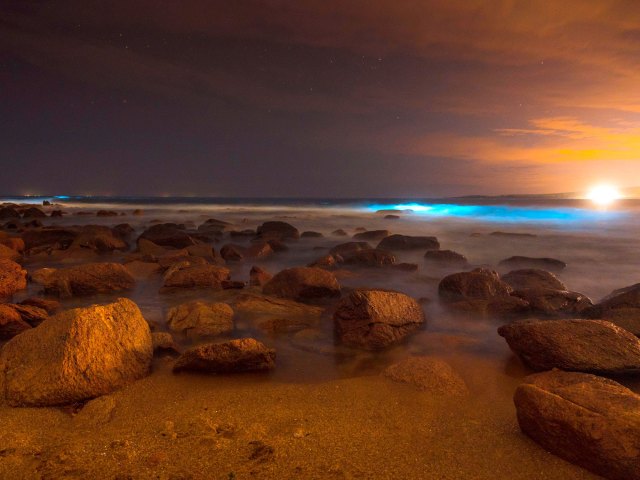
587,184 -> 622,207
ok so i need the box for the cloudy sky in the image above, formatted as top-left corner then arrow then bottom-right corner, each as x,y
1,1 -> 639,197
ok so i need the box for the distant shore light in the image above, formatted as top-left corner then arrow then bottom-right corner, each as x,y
587,185 -> 621,207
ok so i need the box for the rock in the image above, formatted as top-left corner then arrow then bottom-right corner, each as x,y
70,225 -> 128,252
21,207 -> 46,218
331,229 -> 348,236
382,357 -> 468,395
341,248 -> 396,267
263,267 -> 340,300
257,317 -> 315,334
256,221 -> 300,241
22,228 -> 78,251
50,210 -> 63,217
498,319 -> 640,374
161,264 -> 230,291
490,231 -> 537,238
228,292 -> 324,321
384,215 -> 400,220
137,238 -> 169,257
222,280 -> 245,289
32,263 -> 135,298
74,395 -> 117,427
167,301 -> 234,338
0,237 -> 25,253
173,338 -> 275,373
0,305 -> 32,340
0,207 -> 20,219
0,243 -> 20,261
439,268 -> 512,303
511,288 -> 592,317
113,223 -> 135,239
138,223 -> 198,249
301,231 -> 323,238
266,238 -> 288,252
133,209 -> 144,216
353,230 -> 390,241
499,256 -> 566,272
424,250 -> 468,267
249,266 -> 272,286
19,297 -> 60,314
96,210 -> 119,217
585,283 -> 640,335
502,269 -> 566,291
124,260 -> 162,279
151,332 -> 180,355
185,244 -> 215,260
0,298 -> 153,406
514,370 -> 640,480
220,244 -> 244,261
308,254 -> 340,268
0,259 -> 28,299
329,241 -> 372,257
8,304 -> 49,327
334,289 -> 425,350
377,234 -> 439,251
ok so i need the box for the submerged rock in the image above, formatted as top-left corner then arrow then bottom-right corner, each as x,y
0,298 -> 152,407
31,262 -> 135,298
514,370 -> 640,480
499,256 -> 566,272
256,221 -> 300,241
585,283 -> 640,335
439,268 -> 512,303
0,243 -> 20,261
498,319 -> 640,374
263,267 -> 340,300
502,269 -> 566,291
382,356 -> 468,396
249,266 -> 272,286
0,259 -> 28,299
161,264 -> 230,291
167,301 -> 234,338
173,338 -> 275,374
334,289 -> 425,350
151,332 -> 181,355
0,304 -> 32,340
377,234 -> 439,251
511,288 -> 592,317
423,249 -> 467,267
71,225 -> 128,252
138,223 -> 198,249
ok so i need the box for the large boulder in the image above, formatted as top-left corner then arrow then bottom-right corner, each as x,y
70,225 -> 128,252
423,250 -> 467,267
0,298 -> 152,406
438,268 -> 512,303
498,319 -> 640,374
502,269 -> 566,291
377,234 -> 439,251
334,289 -> 425,350
499,256 -> 566,272
21,228 -> 78,251
173,338 -> 275,373
256,221 -> 299,241
585,283 -> 640,335
138,223 -> 198,249
167,301 -> 234,339
263,267 -> 340,300
514,370 -> 640,480
382,356 -> 468,395
31,263 -> 135,298
0,259 -> 28,298
161,264 -> 230,291
511,288 -> 592,317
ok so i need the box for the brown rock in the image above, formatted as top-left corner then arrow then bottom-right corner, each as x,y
0,298 -> 152,406
382,356 -> 468,395
585,283 -> 640,335
21,207 -> 46,218
32,263 -> 135,298
514,370 -> 640,480
96,210 -> 119,217
0,207 -> 20,219
353,229 -> 390,241
70,225 -> 128,252
173,338 -> 275,373
502,269 -> 566,291
0,237 -> 25,253
151,332 -> 180,355
0,259 -> 28,298
22,227 -> 78,251
256,221 -> 299,241
137,238 -> 169,257
9,304 -> 49,327
0,304 -> 32,340
498,319 -> 640,374
19,297 -> 60,314
341,248 -> 396,267
263,267 -> 340,300
439,268 -> 512,303
424,249 -> 467,267
0,243 -> 20,261
331,229 -> 348,236
161,264 -> 230,291
138,223 -> 198,249
249,266 -> 272,286
124,260 -> 162,279
511,288 -> 592,317
499,256 -> 566,272
334,289 -> 425,350
220,244 -> 244,261
301,231 -> 323,238
167,301 -> 234,338
377,234 -> 439,251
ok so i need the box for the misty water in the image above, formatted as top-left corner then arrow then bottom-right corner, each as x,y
3,196 -> 640,479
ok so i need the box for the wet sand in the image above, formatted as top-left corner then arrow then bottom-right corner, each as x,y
2,199 -> 640,478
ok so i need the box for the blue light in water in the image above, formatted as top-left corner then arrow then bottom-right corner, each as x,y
366,202 -> 625,224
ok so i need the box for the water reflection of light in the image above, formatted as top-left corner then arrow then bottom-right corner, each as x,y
367,202 -> 624,224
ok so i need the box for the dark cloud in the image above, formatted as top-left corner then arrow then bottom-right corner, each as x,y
1,1 -> 639,196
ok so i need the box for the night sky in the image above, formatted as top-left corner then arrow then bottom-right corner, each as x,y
1,1 -> 640,197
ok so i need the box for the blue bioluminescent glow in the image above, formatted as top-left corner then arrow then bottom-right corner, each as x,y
366,202 -> 626,224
